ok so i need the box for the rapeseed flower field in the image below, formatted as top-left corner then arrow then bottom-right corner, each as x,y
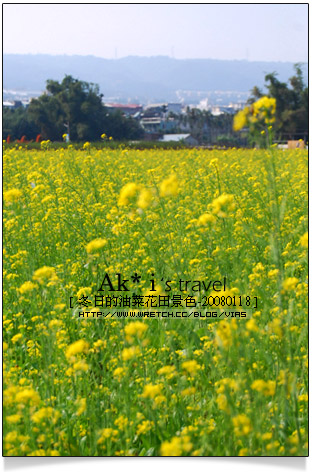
3,144 -> 308,456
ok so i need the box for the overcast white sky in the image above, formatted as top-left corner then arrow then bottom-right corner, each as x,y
3,3 -> 308,62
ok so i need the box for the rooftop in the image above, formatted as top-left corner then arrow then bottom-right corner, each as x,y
104,103 -> 142,109
159,134 -> 191,142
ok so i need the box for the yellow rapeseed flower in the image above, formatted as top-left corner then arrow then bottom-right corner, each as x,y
18,281 -> 37,294
11,333 -> 22,344
6,414 -> 22,424
113,367 -> 127,380
31,407 -> 60,424
160,435 -> 192,456
15,388 -> 40,405
124,321 -> 148,342
4,188 -> 22,203
77,287 -> 92,298
282,277 -> 298,292
72,360 -> 89,372
198,213 -> 216,226
159,174 -> 179,197
233,107 -> 249,131
211,193 -> 235,217
251,379 -> 276,396
181,360 -> 201,376
253,96 -> 276,119
76,398 -> 87,416
157,365 -> 177,379
215,320 -> 233,349
32,266 -> 57,283
86,238 -> 107,254
137,188 -> 153,209
137,420 -> 154,436
118,183 -> 138,206
114,415 -> 128,430
160,437 -> 182,456
246,318 -> 259,332
142,383 -> 163,399
121,346 -> 140,361
232,414 -> 252,436
216,393 -> 229,413
181,387 -> 196,397
299,232 -> 308,248
97,428 -> 118,444
65,340 -> 89,360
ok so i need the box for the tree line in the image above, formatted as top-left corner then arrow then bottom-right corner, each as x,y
248,63 -> 308,141
172,63 -> 308,145
3,75 -> 144,142
3,65 -> 308,144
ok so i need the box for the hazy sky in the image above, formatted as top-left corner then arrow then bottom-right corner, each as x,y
3,3 -> 308,62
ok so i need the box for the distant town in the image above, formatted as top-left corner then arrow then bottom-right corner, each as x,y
3,56 -> 308,146
4,90 -> 248,145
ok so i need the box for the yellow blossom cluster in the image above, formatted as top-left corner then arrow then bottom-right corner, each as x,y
3,145 -> 308,456
233,96 -> 276,132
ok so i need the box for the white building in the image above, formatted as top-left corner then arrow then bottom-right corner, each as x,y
159,134 -> 198,146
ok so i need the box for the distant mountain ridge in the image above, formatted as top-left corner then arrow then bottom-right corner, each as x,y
3,54 -> 308,103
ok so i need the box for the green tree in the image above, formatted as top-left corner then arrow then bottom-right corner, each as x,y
28,75 -> 106,141
102,110 -> 144,141
3,106 -> 40,140
27,94 -> 64,140
27,75 -> 144,142
248,64 -> 308,140
176,107 -> 235,145
247,86 -> 263,104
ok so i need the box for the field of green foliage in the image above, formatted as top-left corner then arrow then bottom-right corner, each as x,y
3,145 -> 308,456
